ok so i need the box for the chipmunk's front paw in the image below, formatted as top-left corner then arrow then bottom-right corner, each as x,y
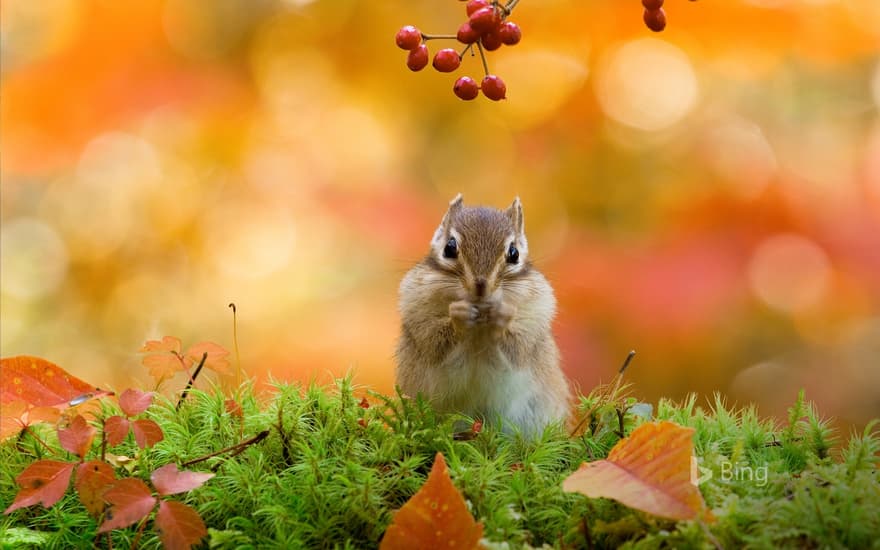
482,297 -> 516,338
449,300 -> 478,332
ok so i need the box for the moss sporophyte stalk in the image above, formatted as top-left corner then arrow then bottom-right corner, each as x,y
2,377 -> 879,549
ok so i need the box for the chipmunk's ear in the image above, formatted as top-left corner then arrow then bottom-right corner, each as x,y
506,196 -> 524,237
431,193 -> 463,246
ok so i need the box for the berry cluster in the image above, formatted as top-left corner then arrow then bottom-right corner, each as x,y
395,0 -> 522,101
642,0 -> 698,33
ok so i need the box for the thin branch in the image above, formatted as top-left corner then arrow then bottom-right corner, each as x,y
181,429 -> 270,467
176,352 -> 208,410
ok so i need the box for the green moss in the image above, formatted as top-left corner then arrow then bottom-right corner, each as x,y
2,379 -> 878,549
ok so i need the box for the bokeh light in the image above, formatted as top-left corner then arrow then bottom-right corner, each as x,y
1,0 -> 879,431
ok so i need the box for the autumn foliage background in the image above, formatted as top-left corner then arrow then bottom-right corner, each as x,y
1,0 -> 879,428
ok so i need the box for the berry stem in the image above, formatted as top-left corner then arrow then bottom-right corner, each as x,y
499,0 -> 520,16
459,42 -> 475,58
420,33 -> 458,41
476,40 -> 490,77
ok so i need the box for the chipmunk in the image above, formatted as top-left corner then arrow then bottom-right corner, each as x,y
395,194 -> 570,435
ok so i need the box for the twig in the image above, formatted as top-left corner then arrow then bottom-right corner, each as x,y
229,303 -> 242,388
181,429 -> 270,467
176,352 -> 208,410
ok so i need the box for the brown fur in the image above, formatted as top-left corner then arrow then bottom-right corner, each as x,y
395,195 -> 570,436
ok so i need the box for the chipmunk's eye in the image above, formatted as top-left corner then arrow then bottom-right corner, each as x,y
443,237 -> 458,259
507,243 -> 519,264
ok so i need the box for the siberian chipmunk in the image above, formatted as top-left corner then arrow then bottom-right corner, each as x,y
396,194 -> 570,435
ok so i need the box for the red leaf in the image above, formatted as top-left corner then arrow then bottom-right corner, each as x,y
75,460 -> 116,517
151,464 -> 214,496
185,342 -> 231,376
155,500 -> 208,550
224,398 -> 243,419
104,415 -> 131,447
0,401 -> 62,441
58,415 -> 96,459
142,354 -> 185,382
140,336 -> 182,353
358,397 -> 370,409
380,453 -> 483,550
4,460 -> 75,513
119,388 -> 154,417
98,478 -> 157,532
0,356 -> 111,410
131,418 -> 164,449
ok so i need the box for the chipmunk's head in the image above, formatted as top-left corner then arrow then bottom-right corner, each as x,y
428,194 -> 530,302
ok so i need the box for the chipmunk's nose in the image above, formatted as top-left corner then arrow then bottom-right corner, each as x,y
475,277 -> 487,298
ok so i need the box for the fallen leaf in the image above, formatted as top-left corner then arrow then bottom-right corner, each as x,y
75,460 -> 116,516
4,460 -> 76,514
98,478 -> 157,532
151,464 -> 214,496
562,420 -> 713,522
57,414 -> 96,459
155,499 -> 208,550
380,452 -> 483,550
185,342 -> 231,376
140,336 -> 182,353
0,356 -> 111,412
119,388 -> 154,417
104,415 -> 131,447
358,396 -> 371,409
131,418 -> 164,449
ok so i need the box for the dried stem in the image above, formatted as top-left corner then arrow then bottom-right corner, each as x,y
176,352 -> 208,410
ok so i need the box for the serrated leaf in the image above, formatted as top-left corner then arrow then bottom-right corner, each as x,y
140,336 -> 182,353
119,388 -> 154,417
185,342 -> 231,376
380,452 -> 482,550
104,415 -> 131,447
142,354 -> 185,383
155,499 -> 208,550
75,460 -> 115,516
151,464 -> 214,496
4,460 -> 75,513
562,420 -> 713,522
98,478 -> 157,532
58,414 -> 96,459
132,418 -> 164,449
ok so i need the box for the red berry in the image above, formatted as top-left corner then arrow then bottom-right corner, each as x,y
407,44 -> 429,71
469,7 -> 500,34
466,0 -> 489,16
395,25 -> 421,50
457,22 -> 480,44
453,76 -> 479,100
481,31 -> 502,51
498,21 -> 522,46
643,8 -> 666,32
481,75 -> 506,101
433,48 -> 461,72
642,0 -> 664,9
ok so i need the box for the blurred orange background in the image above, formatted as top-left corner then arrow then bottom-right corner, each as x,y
2,0 -> 879,428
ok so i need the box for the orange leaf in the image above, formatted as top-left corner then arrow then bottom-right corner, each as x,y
142,354 -> 186,382
380,452 -> 483,550
58,414 -> 96,459
140,336 -> 182,353
562,420 -> 713,522
155,499 -> 208,550
185,342 -> 231,376
131,418 -> 164,449
98,478 -> 157,532
0,356 -> 111,411
4,460 -> 75,514
75,460 -> 116,517
224,398 -> 243,419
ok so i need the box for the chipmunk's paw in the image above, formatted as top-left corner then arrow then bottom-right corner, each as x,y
449,300 -> 478,332
480,297 -> 516,338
